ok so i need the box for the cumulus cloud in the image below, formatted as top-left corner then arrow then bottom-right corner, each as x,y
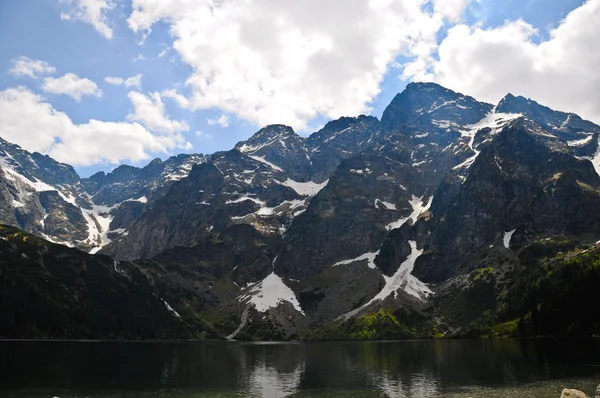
0,87 -> 188,166
127,0 -> 470,129
407,0 -> 600,123
124,74 -> 143,88
207,114 -> 229,128
60,0 -> 115,39
104,76 -> 124,85
9,56 -> 56,79
42,73 -> 103,101
104,74 -> 142,88
127,91 -> 189,133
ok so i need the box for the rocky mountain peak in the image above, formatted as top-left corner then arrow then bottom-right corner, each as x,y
106,164 -> 140,181
148,157 -> 164,166
308,115 -> 378,149
0,137 -> 80,186
495,93 -> 600,157
380,82 -> 493,132
496,93 -> 563,124
235,124 -> 301,154
234,124 -> 311,181
315,115 -> 378,136
495,93 -> 595,132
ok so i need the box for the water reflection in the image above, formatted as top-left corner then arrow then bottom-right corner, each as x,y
0,339 -> 599,397
247,362 -> 303,397
235,343 -> 304,397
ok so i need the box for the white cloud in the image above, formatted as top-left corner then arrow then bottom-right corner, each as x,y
162,89 -> 192,108
125,74 -> 143,88
207,114 -> 229,128
0,87 -> 188,166
127,91 -> 189,133
157,47 -> 169,58
104,76 -> 124,85
9,57 -> 56,79
127,0 -> 470,129
103,74 -> 142,88
407,0 -> 600,123
60,0 -> 115,39
431,0 -> 471,22
42,73 -> 103,101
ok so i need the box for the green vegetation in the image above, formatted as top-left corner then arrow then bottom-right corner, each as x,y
303,308 -> 433,340
503,246 -> 600,336
457,238 -> 600,338
472,267 -> 493,281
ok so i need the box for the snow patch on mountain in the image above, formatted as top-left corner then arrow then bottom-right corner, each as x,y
240,261 -> 304,315
432,120 -> 457,129
231,198 -> 308,235
161,299 -> 181,318
226,195 -> 267,206
386,195 -> 433,231
255,199 -> 305,217
249,155 -> 284,172
503,229 -> 516,249
124,196 -> 147,204
567,135 -> 593,147
582,135 -> 600,177
374,199 -> 396,210
278,178 -> 328,197
453,112 -> 522,172
84,204 -> 115,254
332,251 -> 379,269
341,240 -> 432,320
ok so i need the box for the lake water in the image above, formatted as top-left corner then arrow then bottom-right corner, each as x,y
1,339 -> 599,397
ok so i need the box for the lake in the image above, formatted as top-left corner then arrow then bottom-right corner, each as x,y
1,339 -> 599,397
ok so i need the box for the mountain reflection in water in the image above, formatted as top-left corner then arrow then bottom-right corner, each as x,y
1,339 -> 599,397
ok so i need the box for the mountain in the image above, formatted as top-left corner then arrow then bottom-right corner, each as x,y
0,137 -> 206,253
2,82 -> 600,340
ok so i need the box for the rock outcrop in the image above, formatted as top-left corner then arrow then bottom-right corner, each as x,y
562,388 -> 589,398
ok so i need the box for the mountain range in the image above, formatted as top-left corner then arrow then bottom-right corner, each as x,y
2,82 -> 600,340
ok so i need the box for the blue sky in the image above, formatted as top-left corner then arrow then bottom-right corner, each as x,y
0,0 -> 593,177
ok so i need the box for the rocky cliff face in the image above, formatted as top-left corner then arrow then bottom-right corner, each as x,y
3,82 -> 600,340
414,118 -> 600,283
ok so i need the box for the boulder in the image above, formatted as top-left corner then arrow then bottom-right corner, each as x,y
561,389 -> 589,398
595,384 -> 600,398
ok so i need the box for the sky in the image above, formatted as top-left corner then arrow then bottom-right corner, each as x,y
0,0 -> 596,177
